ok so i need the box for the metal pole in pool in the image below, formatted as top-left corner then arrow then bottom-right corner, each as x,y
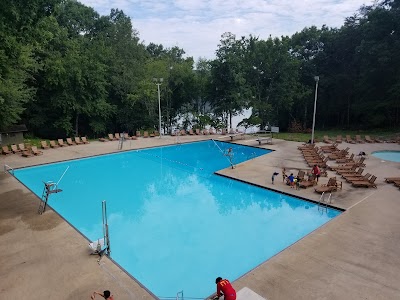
56,166 -> 70,187
102,200 -> 110,256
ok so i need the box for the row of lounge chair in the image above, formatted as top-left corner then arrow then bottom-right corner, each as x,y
1,137 -> 91,156
323,135 -> 399,144
298,144 -> 330,168
2,144 -> 43,157
99,133 -> 139,141
41,137 -> 90,148
298,142 -> 378,190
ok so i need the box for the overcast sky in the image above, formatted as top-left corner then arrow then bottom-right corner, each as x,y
79,0 -> 371,61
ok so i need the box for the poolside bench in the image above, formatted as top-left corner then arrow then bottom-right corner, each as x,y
255,137 -> 272,145
229,133 -> 245,141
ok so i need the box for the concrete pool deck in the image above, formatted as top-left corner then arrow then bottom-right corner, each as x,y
0,135 -> 399,299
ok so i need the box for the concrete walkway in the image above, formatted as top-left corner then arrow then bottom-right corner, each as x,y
0,135 -> 399,299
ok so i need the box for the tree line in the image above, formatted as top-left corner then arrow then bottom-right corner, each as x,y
1,0 -> 399,138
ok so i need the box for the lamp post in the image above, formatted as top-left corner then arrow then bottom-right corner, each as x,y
153,78 -> 163,138
311,76 -> 319,144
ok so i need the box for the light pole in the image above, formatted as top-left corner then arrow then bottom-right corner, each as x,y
153,78 -> 163,138
311,76 -> 319,144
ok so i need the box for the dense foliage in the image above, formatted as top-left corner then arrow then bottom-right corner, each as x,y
0,0 -> 399,137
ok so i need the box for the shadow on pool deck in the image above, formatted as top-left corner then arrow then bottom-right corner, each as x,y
1,135 -> 400,299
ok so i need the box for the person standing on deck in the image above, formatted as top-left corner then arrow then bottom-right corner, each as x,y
312,164 -> 321,182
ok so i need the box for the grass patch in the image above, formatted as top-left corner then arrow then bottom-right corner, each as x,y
252,129 -> 400,143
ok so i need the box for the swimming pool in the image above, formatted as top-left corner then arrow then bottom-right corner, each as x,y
372,151 -> 400,162
14,140 -> 341,298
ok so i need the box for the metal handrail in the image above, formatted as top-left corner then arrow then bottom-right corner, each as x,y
4,164 -> 14,175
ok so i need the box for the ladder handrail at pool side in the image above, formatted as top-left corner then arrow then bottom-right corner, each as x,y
318,192 -> 332,212
4,164 -> 14,175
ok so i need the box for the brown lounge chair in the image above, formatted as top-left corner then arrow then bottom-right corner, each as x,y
195,129 -> 201,135
336,153 -> 355,164
10,144 -> 21,153
143,131 -> 149,138
81,137 -> 90,144
365,135 -> 374,143
136,131 -> 141,137
320,142 -> 338,149
315,177 -> 342,194
58,139 -> 67,147
2,146 -> 11,155
18,143 -> 26,152
335,135 -> 343,143
299,174 -> 316,189
41,141 -> 50,149
49,140 -> 59,148
345,173 -> 371,183
126,133 -> 137,140
330,157 -> 366,172
341,168 -> 364,180
340,167 -> 364,177
352,175 -> 377,188
98,137 -> 108,142
154,131 -> 160,137
115,133 -> 121,140
307,158 -> 328,167
335,166 -> 357,175
374,137 -> 384,143
355,135 -> 365,143
345,135 -> 356,144
66,138 -> 75,146
384,177 -> 400,183
21,149 -> 34,157
108,134 -> 117,141
323,135 -> 333,144
328,149 -> 350,160
74,137 -> 83,145
189,129 -> 195,135
31,146 -> 43,156
393,181 -> 400,187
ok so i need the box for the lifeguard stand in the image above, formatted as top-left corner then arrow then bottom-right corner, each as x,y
38,181 -> 62,214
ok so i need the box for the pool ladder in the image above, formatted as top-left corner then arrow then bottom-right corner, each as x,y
3,164 -> 14,175
318,192 -> 332,212
176,290 -> 183,300
118,136 -> 125,150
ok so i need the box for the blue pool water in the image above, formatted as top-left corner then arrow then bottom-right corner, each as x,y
372,151 -> 400,162
14,140 -> 341,298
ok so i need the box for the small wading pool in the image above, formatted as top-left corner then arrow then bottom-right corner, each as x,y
372,151 -> 400,162
14,140 -> 342,298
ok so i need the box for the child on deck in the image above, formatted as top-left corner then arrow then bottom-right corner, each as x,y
272,172 -> 279,184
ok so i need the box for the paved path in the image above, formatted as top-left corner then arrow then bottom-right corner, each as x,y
0,136 -> 399,299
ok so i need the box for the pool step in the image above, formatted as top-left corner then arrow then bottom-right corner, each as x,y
236,287 -> 267,300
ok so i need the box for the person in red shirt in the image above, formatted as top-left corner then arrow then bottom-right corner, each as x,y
213,277 -> 236,300
91,290 -> 114,300
312,164 -> 321,182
